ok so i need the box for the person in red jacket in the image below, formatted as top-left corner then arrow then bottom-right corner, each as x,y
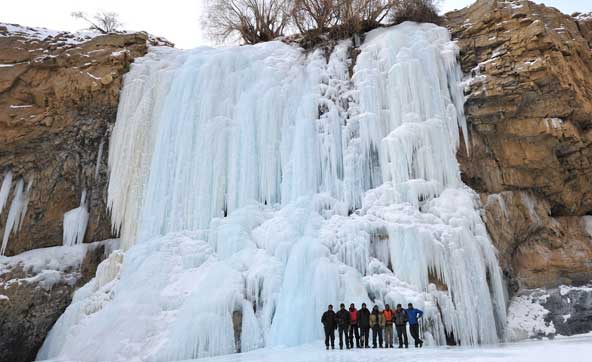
348,303 -> 361,348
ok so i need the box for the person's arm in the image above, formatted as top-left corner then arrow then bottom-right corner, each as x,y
322,313 -> 326,325
418,309 -> 423,318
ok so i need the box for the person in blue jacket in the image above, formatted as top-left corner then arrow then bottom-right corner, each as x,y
406,303 -> 424,347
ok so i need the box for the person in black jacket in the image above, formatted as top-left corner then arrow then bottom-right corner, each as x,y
321,304 -> 337,349
335,303 -> 351,349
394,304 -> 409,348
358,303 -> 371,348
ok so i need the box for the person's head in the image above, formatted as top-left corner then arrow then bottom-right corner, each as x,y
362,303 -> 367,309
408,303 -> 413,309
372,305 -> 378,312
340,303 -> 345,310
350,303 -> 355,309
396,303 -> 402,310
385,304 -> 390,310
328,304 -> 333,311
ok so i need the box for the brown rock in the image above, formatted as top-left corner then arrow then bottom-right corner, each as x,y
0,24 -> 170,256
446,0 -> 592,291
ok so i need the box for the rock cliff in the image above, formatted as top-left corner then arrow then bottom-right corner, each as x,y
0,24 -> 170,256
0,24 -> 171,362
446,0 -> 592,293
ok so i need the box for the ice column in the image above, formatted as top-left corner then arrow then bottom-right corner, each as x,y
63,190 -> 89,246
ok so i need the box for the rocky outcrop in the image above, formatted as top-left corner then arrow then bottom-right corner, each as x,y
446,0 -> 592,292
0,240 -> 117,362
0,24 -> 171,362
506,284 -> 592,339
574,12 -> 592,47
0,24 -> 170,256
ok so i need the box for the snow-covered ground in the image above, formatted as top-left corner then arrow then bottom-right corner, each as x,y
183,334 -> 592,362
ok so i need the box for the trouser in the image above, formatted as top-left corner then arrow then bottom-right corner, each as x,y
360,326 -> 370,347
348,324 -> 360,348
338,325 -> 347,348
371,326 -> 383,347
396,325 -> 408,347
410,324 -> 423,346
324,327 -> 335,348
384,324 -> 394,347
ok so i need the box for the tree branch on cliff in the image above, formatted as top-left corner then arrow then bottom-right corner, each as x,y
202,0 -> 291,44
71,11 -> 123,34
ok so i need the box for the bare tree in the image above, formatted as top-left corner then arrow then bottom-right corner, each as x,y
71,11 -> 123,34
338,0 -> 397,29
291,0 -> 397,40
202,0 -> 291,44
390,0 -> 441,25
291,0 -> 339,34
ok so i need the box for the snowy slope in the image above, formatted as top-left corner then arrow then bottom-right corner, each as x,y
38,22 -> 507,361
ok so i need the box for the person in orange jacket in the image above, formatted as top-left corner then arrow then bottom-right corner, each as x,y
383,304 -> 394,348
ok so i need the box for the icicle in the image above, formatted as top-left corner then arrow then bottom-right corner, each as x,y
95,138 -> 105,179
63,190 -> 89,247
1,177 -> 32,255
0,170 -> 13,216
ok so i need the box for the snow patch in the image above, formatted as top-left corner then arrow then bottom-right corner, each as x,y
559,284 -> 592,296
506,293 -> 556,340
583,216 -> 592,238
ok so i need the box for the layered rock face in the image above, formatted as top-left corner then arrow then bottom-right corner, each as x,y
446,0 -> 592,293
0,24 -> 170,362
0,24 -> 168,256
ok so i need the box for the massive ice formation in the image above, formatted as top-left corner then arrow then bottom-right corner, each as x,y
38,22 -> 507,361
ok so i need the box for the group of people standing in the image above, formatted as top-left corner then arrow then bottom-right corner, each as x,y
321,303 -> 424,350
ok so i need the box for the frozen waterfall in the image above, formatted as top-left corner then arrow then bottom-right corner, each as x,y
38,22 -> 507,361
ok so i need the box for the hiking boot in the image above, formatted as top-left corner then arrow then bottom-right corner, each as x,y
398,346 -> 403,349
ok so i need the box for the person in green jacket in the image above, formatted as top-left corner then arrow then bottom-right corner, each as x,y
369,305 -> 385,348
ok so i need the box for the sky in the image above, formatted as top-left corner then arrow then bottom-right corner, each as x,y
1,0 -> 590,48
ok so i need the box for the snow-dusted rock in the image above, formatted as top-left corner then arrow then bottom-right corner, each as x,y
0,240 -> 117,362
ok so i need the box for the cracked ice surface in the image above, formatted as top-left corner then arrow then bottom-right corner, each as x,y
38,22 -> 507,362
